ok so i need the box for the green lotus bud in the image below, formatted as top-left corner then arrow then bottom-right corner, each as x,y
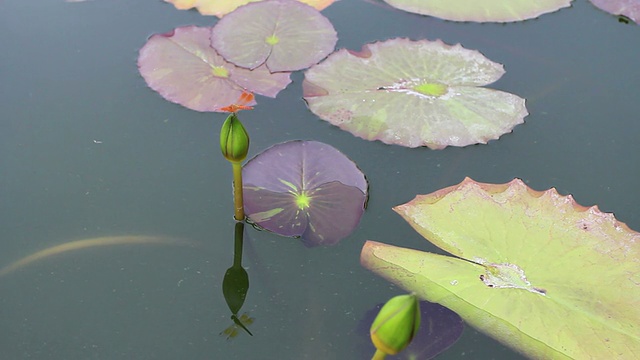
220,113 -> 250,163
370,293 -> 421,356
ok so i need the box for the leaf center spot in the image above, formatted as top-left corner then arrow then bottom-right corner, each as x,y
265,34 -> 280,45
295,192 -> 311,210
413,82 -> 448,97
212,66 -> 229,78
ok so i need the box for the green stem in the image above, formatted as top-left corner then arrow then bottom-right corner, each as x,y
232,161 -> 244,221
371,349 -> 387,360
233,222 -> 244,267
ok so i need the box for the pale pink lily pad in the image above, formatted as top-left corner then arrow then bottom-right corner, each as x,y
137,26 -> 291,112
590,0 -> 640,24
164,0 -> 336,18
303,38 -> 528,149
211,0 -> 337,72
382,0 -> 572,22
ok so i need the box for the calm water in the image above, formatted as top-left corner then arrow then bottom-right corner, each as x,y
1,0 -> 638,359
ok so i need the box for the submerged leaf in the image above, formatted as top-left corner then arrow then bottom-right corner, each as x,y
382,0 -> 572,22
211,0 -> 337,72
164,0 -> 336,18
361,178 -> 640,358
243,140 -> 367,246
137,26 -> 291,112
303,38 -> 528,149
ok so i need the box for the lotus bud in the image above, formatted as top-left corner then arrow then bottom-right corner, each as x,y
220,113 -> 250,163
370,293 -> 421,356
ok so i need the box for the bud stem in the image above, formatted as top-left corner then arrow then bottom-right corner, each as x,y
232,161 -> 245,221
371,349 -> 387,360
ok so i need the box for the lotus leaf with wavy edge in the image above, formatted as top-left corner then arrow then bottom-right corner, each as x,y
361,178 -> 640,358
382,0 -> 572,23
303,38 -> 528,149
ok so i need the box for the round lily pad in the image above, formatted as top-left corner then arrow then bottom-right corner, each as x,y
242,140 -> 368,246
303,38 -> 528,149
211,0 -> 337,72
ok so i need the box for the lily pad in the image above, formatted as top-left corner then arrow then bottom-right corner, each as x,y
137,26 -> 291,112
211,0 -> 337,72
164,0 -> 336,18
590,0 -> 640,24
357,301 -> 464,359
242,140 -> 367,246
303,38 -> 528,149
382,0 -> 572,22
361,178 -> 640,358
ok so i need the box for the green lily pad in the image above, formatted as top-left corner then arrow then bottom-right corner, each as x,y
382,0 -> 572,23
361,178 -> 640,358
303,38 -> 528,149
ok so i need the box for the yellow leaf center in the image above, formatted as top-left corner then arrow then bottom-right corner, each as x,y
413,82 -> 448,97
265,34 -> 279,45
212,66 -> 229,78
295,192 -> 311,210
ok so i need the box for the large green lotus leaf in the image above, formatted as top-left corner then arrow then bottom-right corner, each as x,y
164,0 -> 335,18
303,38 -> 528,149
382,0 -> 572,23
361,178 -> 640,359
211,0 -> 337,72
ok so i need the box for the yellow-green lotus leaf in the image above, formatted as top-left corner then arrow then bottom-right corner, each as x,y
361,178 -> 640,359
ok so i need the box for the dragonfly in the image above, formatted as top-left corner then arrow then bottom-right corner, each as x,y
219,91 -> 255,113
219,312 -> 254,340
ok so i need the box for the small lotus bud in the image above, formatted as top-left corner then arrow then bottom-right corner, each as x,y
220,113 -> 250,163
370,293 -> 421,355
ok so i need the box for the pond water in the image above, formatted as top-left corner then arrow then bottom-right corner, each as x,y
1,0 -> 638,359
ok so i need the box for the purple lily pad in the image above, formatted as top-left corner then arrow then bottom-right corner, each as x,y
137,26 -> 291,112
211,0 -> 337,72
590,0 -> 640,24
357,301 -> 464,359
242,140 -> 368,246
